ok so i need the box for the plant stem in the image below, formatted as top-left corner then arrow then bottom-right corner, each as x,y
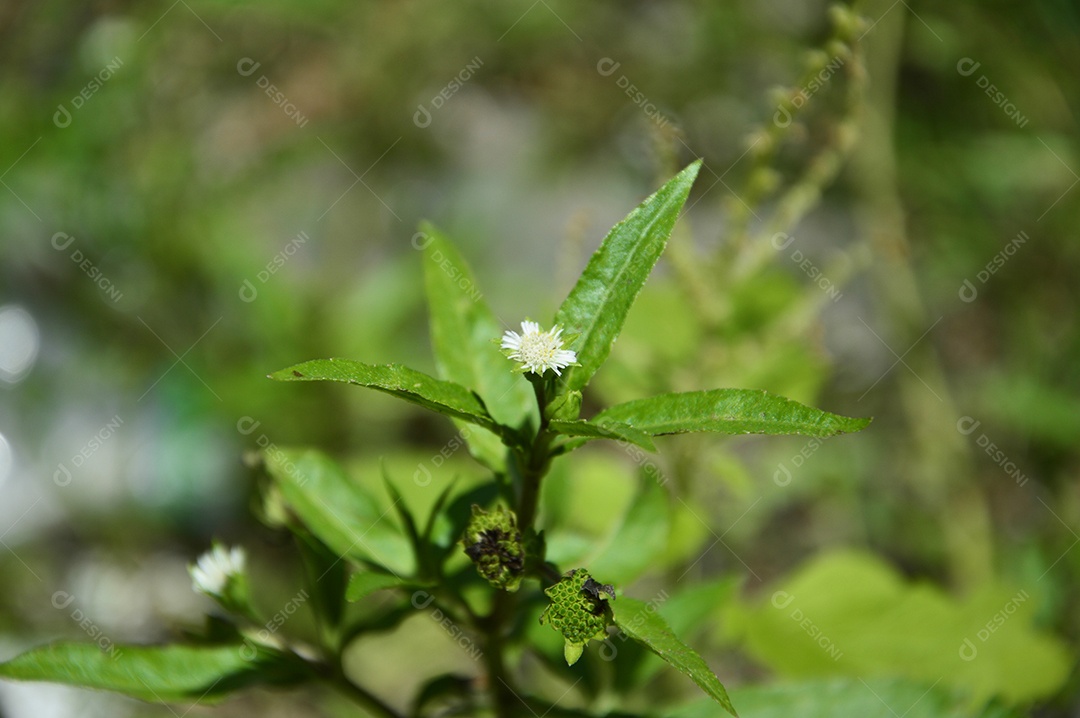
481,591 -> 519,717
480,373 -> 556,716
519,375 -> 553,530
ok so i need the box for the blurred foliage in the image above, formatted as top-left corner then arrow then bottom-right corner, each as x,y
0,0 -> 1077,716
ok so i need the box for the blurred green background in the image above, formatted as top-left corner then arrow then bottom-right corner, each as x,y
0,0 -> 1077,716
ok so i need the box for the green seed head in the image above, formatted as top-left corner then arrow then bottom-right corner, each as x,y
462,505 -> 526,592
539,568 -> 615,665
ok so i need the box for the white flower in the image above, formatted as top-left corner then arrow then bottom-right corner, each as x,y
501,321 -> 577,376
189,544 -> 246,597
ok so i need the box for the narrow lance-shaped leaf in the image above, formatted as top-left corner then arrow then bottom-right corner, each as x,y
612,597 -> 738,717
548,419 -> 657,452
594,389 -> 871,437
554,160 -> 701,392
420,223 -> 534,466
346,571 -> 430,602
0,642 -> 304,703
269,359 -> 514,441
264,447 -> 415,576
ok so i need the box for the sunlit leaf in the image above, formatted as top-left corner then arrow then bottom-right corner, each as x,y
0,642 -> 302,703
594,389 -> 870,437
268,359 -> 513,441
264,447 -> 414,576
548,419 -> 657,452
421,223 -> 535,467
554,160 -> 701,393
672,678 -> 975,718
346,571 -> 426,602
725,550 -> 1071,705
612,597 -> 737,716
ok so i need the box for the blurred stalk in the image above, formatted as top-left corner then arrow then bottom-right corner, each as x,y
849,0 -> 993,588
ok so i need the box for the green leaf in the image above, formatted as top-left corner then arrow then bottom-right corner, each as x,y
724,550 -> 1071,705
381,467 -> 423,568
622,578 -> 738,691
548,420 -> 657,452
546,390 -> 583,423
268,359 -> 511,440
612,597 -> 737,717
0,642 -> 302,703
295,532 -> 347,635
594,389 -> 870,437
263,448 -> 415,576
673,678 -> 975,718
346,571 -> 426,602
421,223 -> 534,468
554,160 -> 701,393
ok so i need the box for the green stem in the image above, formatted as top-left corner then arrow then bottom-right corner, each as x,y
480,372 -> 556,716
481,591 -> 518,716
519,374 -> 553,530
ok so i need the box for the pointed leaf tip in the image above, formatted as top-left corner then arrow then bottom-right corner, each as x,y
554,161 -> 702,393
